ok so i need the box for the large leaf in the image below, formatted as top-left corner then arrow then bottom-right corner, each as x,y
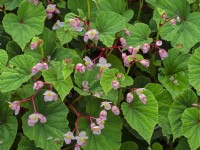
182,107 -> 200,150
158,49 -> 190,99
122,89 -> 158,144
168,89 -> 198,140
120,141 -> 138,150
95,11 -> 126,47
0,92 -> 18,150
78,98 -> 122,150
18,136 -> 42,150
43,62 -> 73,100
99,0 -> 134,21
22,91 -> 69,150
0,49 -> 8,72
145,83 -> 173,139
155,0 -> 200,52
2,1 -> 46,49
0,0 -> 22,10
188,48 -> 200,95
0,55 -> 35,92
124,23 -> 153,47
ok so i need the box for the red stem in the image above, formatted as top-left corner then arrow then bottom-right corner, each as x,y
47,0 -> 51,4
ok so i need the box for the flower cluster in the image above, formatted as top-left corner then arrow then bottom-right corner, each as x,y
30,37 -> 43,50
52,20 -> 64,30
64,131 -> 88,150
28,0 -> 38,5
28,113 -> 47,126
69,18 -> 84,32
46,4 -> 60,19
32,62 -> 48,75
126,88 -> 147,104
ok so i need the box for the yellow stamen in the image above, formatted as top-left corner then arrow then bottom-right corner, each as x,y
94,128 -> 99,131
66,135 -> 71,139
101,66 -> 105,70
85,61 -> 89,65
9,104 -> 12,108
33,115 -> 37,121
49,8 -> 53,11
90,31 -> 95,36
80,137 -> 84,141
101,120 -> 105,124
47,93 -> 51,96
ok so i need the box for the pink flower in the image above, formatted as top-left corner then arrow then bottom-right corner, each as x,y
128,46 -> 138,55
96,57 -> 111,70
69,18 -> 84,32
33,81 -> 44,90
112,80 -> 120,90
46,4 -> 56,13
42,63 -> 48,70
31,66 -> 39,75
111,106 -> 120,115
125,29 -> 130,36
91,125 -> 101,135
139,59 -> 150,67
32,62 -> 48,75
117,73 -> 123,79
122,53 -> 127,60
43,90 -> 58,102
8,101 -> 20,115
28,113 -> 46,126
74,143 -> 81,150
82,81 -> 89,92
135,88 -> 145,95
36,63 -> 43,70
30,42 -> 38,50
141,44 -> 150,53
96,118 -> 106,129
126,92 -> 133,103
156,40 -> 162,46
170,19 -> 176,25
47,12 -> 53,19
64,131 -> 74,144
83,56 -> 94,71
139,94 -> 147,104
54,8 -> 60,14
75,63 -> 85,73
75,131 -> 88,146
84,29 -> 99,42
123,55 -> 133,67
99,110 -> 107,120
159,49 -> 168,60
101,102 -> 112,110
120,37 -> 126,47
52,20 -> 64,30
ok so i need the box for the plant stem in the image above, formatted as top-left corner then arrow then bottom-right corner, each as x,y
1,0 -> 6,14
137,0 -> 143,21
117,89 -> 122,108
87,0 -> 91,20
41,46 -> 45,60
126,66 -> 131,76
72,95 -> 82,104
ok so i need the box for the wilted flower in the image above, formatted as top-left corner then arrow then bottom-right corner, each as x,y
83,56 -> 94,71
8,101 -> 20,115
69,18 -> 84,32
101,102 -> 112,110
112,80 -> 120,90
84,29 -> 99,42
33,81 -> 44,90
111,106 -> 120,115
126,92 -> 134,103
139,60 -> 150,67
64,131 -> 74,144
75,63 -> 85,73
96,57 -> 111,70
159,49 -> 168,60
43,90 -> 58,102
52,20 -> 64,30
141,44 -> 150,53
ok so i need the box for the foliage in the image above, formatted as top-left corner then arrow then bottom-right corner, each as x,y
0,0 -> 200,150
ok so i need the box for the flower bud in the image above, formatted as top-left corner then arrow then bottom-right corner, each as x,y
170,19 -> 176,25
159,49 -> 168,60
156,40 -> 162,46
139,60 -> 150,67
141,44 -> 150,53
112,80 -> 120,90
122,53 -> 127,60
31,66 -> 39,75
125,29 -> 130,36
99,110 -> 107,120
33,81 -> 44,90
162,13 -> 167,21
177,16 -> 180,22
111,106 -> 120,115
139,94 -> 147,104
126,92 -> 134,103
120,38 -> 126,47
30,42 -> 38,50
128,46 -> 138,55
75,63 -> 85,73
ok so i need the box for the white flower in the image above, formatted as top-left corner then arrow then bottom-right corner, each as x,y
101,102 -> 112,110
96,57 -> 111,70
43,90 -> 58,102
84,29 -> 99,42
52,20 -> 64,30
83,56 -> 94,71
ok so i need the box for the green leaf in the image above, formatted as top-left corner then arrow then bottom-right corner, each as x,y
0,0 -> 22,10
152,143 -> 163,150
175,138 -> 190,150
158,49 -> 190,99
6,41 -> 22,60
182,107 -> 200,150
124,23 -> 153,47
99,0 -> 134,21
122,89 -> 158,144
56,28 -> 74,45
145,83 -> 173,139
95,11 -> 126,47
100,68 -> 118,94
156,0 -> 200,52
188,48 -> 200,95
2,1 -> 46,49
43,64 -> 73,100
0,92 -> 18,150
120,76 -> 134,88
0,55 -> 35,92
22,91 -> 69,150
168,89 -> 198,140
107,54 -> 125,74
120,141 -> 138,150
18,136 -> 42,150
78,98 -> 122,150
0,49 -> 8,72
